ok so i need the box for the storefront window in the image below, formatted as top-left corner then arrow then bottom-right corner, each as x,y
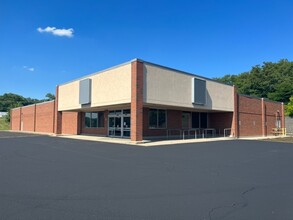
91,113 -> 98,127
158,110 -> 166,128
98,112 -> 104,127
85,113 -> 91,128
85,112 -> 104,128
192,112 -> 207,128
149,109 -> 166,128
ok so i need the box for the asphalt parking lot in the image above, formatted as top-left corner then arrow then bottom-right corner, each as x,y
0,131 -> 293,220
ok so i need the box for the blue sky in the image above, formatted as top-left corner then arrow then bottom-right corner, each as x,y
1,0 -> 293,99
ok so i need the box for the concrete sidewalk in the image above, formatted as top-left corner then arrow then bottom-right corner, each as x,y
4,130 -> 286,146
58,135 -> 234,146
58,134 -> 287,146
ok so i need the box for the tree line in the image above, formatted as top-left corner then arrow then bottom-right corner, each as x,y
214,59 -> 293,116
0,93 -> 55,121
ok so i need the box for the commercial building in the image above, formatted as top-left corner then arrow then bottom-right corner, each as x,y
10,59 -> 285,142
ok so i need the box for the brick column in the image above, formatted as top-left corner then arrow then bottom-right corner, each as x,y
77,112 -> 81,135
54,86 -> 62,134
232,85 -> 239,138
33,104 -> 37,132
19,107 -> 22,131
261,98 -> 267,136
281,102 -> 285,129
131,59 -> 144,142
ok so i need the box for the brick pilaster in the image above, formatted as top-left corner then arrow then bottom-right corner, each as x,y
131,59 -> 144,142
19,107 -> 22,131
54,86 -> 62,134
232,85 -> 239,138
261,98 -> 267,136
281,102 -> 285,129
33,104 -> 37,132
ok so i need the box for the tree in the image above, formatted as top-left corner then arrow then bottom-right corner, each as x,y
214,59 -> 293,103
45,93 -> 55,101
286,96 -> 293,117
0,93 -> 26,112
0,92 -> 57,122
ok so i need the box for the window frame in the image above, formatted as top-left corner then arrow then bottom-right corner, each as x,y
148,109 -> 167,129
191,112 -> 208,129
84,112 -> 104,128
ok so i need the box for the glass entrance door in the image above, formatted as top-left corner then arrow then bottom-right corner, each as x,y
123,116 -> 130,137
108,109 -> 131,138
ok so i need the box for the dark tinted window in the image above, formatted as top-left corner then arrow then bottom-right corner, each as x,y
158,110 -> 166,128
200,113 -> 208,128
149,109 -> 158,128
98,112 -> 104,127
85,113 -> 91,128
91,113 -> 98,127
84,112 -> 104,128
192,112 -> 200,128
149,109 -> 166,128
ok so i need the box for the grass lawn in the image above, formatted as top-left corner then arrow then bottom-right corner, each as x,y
0,117 -> 10,130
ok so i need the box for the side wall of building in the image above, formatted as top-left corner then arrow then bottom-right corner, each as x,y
11,108 -> 21,130
11,101 -> 55,133
35,102 -> 55,133
20,105 -> 36,132
238,96 -> 263,136
11,101 -> 80,135
264,101 -> 279,136
238,95 -> 283,136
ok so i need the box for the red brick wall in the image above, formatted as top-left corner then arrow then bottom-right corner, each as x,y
264,100 -> 283,135
11,108 -> 21,130
62,112 -> 80,135
232,86 -> 239,137
143,108 -> 182,137
35,101 -> 55,133
10,102 -> 55,133
143,109 -> 234,138
10,102 -> 82,135
80,111 -> 108,135
238,95 -> 283,136
238,96 -> 262,136
209,112 -> 233,135
21,105 -> 36,132
168,110 -> 182,129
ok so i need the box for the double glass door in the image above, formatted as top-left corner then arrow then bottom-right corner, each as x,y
108,109 -> 130,138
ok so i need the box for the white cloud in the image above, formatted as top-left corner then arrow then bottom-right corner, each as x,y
23,66 -> 35,72
37,26 -> 74,38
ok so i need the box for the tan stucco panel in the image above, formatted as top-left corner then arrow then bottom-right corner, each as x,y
58,81 -> 80,111
144,63 -> 234,111
91,64 -> 131,106
58,63 -> 131,111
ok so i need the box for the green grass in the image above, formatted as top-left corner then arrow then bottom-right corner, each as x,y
0,117 -> 10,130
